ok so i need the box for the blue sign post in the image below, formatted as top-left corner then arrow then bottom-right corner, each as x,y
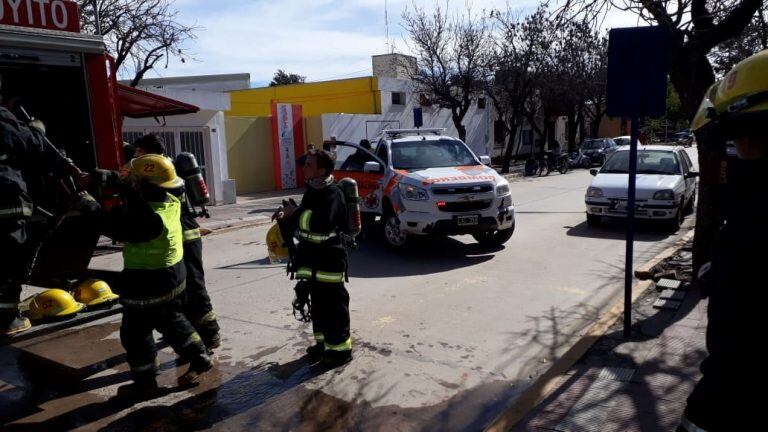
606,26 -> 669,338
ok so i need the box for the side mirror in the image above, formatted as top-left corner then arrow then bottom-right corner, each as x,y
479,155 -> 492,165
686,171 -> 700,179
590,169 -> 598,176
364,161 -> 382,173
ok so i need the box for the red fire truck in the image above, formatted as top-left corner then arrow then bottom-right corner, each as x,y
1,1 -> 197,303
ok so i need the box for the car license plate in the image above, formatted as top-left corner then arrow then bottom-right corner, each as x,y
457,215 -> 479,226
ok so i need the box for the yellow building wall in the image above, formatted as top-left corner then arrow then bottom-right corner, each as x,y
304,116 -> 323,149
226,117 -> 275,194
227,77 -> 381,117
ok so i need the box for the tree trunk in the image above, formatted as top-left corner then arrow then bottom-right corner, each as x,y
501,121 -> 520,173
452,111 -> 467,142
591,111 -> 603,138
566,110 -> 578,152
669,48 -> 719,279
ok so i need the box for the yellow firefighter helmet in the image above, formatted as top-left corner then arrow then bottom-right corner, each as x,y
74,279 -> 119,308
693,49 -> 768,131
129,154 -> 184,189
26,289 -> 85,321
267,223 -> 290,264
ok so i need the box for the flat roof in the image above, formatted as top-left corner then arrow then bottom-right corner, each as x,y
119,73 -> 251,87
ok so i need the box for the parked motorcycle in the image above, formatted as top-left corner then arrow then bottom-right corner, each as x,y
569,150 -> 592,169
537,152 -> 569,176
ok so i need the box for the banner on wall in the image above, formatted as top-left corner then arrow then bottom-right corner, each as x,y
271,103 -> 305,190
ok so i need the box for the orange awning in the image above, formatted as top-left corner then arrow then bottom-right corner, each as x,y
117,84 -> 199,118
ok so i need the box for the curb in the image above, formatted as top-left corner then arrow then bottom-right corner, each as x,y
485,229 -> 696,432
202,217 -> 273,236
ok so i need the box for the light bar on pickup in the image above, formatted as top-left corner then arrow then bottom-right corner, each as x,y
382,128 -> 446,136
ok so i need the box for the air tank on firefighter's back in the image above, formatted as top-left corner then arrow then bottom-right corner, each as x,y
174,152 -> 210,207
338,178 -> 362,237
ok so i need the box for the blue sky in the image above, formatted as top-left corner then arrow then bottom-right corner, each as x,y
139,0 -> 636,87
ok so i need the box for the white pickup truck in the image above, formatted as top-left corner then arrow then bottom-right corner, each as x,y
329,128 -> 515,250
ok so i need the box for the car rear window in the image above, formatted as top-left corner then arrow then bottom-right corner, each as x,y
601,150 -> 681,175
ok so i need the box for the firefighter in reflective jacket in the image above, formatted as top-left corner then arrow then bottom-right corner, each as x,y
134,134 -> 221,352
275,149 -> 352,367
0,82 -> 89,336
100,154 -> 212,391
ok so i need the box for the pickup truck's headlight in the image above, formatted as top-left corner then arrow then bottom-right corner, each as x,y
587,187 -> 603,198
653,189 -> 675,200
496,183 -> 510,196
398,183 -> 429,201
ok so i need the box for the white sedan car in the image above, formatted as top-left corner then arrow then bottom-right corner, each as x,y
613,136 -> 643,147
585,146 -> 698,230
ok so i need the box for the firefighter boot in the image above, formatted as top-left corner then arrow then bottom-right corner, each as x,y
306,343 -> 325,359
321,350 -> 352,367
119,373 -> 159,397
0,312 -> 31,337
178,354 -> 213,387
205,333 -> 221,353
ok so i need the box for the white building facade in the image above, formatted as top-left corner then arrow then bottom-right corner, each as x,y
120,74 -> 250,205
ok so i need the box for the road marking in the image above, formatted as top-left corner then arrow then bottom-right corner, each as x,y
373,316 -> 395,326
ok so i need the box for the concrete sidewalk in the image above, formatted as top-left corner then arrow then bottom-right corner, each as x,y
512,285 -> 707,431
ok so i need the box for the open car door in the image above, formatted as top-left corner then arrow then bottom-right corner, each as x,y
327,141 -> 387,216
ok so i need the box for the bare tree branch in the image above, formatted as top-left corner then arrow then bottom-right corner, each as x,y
78,0 -> 200,86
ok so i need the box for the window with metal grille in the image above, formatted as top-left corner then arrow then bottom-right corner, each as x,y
180,131 -> 207,182
155,131 -> 177,159
122,131 -> 144,146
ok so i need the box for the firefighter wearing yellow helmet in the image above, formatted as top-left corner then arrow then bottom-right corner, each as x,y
99,153 -> 212,392
681,49 -> 768,432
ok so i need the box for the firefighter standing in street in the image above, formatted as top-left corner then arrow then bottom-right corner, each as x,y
0,74 -> 90,336
133,134 -> 221,351
679,50 -> 768,431
100,154 -> 212,390
273,149 -> 353,366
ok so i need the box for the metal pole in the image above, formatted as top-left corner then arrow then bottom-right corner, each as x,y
624,114 -> 639,338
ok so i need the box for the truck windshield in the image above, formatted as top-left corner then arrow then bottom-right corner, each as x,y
601,150 -> 681,175
391,139 -> 478,170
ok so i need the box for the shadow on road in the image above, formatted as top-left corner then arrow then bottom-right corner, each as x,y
95,355 -> 330,432
215,234 -> 500,278
348,235 -> 500,279
565,220 -> 675,242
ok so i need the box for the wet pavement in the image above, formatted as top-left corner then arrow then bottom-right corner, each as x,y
1,168 -> 695,431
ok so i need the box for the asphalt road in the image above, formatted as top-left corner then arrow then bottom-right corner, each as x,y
1,160 -> 696,431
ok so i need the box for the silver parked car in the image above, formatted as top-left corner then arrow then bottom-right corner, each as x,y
585,146 -> 698,230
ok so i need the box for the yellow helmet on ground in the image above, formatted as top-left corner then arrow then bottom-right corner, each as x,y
693,49 -> 768,131
267,223 -> 290,264
26,289 -> 85,321
130,154 -> 184,189
74,279 -> 119,308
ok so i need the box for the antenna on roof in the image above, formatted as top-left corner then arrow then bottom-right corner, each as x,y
385,0 -> 390,53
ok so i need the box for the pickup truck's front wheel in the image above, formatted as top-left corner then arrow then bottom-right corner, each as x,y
382,214 -> 410,250
472,223 -> 515,246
